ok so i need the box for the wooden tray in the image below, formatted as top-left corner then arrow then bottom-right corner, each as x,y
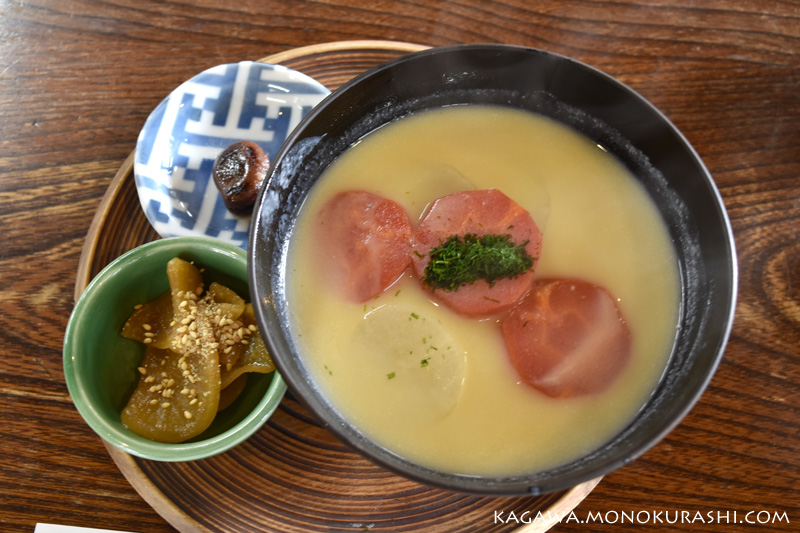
74,40 -> 601,533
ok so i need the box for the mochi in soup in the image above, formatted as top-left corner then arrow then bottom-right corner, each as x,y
287,105 -> 680,476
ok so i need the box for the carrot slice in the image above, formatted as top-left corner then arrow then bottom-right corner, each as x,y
314,190 -> 413,302
411,189 -> 542,317
501,278 -> 632,398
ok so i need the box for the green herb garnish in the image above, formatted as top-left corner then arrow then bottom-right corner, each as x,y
387,371 -> 396,380
422,233 -> 534,291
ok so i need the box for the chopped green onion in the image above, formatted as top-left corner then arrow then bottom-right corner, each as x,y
422,233 -> 534,292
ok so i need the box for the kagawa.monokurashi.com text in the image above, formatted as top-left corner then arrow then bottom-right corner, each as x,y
493,509 -> 791,527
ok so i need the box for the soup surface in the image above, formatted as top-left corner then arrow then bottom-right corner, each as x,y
287,105 -> 679,476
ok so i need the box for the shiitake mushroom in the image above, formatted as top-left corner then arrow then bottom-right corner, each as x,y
212,141 -> 270,214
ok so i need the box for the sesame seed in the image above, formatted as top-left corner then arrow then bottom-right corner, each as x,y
143,338 -> 153,344
137,367 -> 147,375
149,399 -> 158,405
161,402 -> 171,409
142,324 -> 152,331
183,411 -> 193,419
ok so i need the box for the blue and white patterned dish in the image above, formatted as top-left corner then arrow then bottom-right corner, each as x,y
133,61 -> 330,250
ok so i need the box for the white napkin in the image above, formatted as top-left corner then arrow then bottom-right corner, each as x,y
34,525 -> 137,533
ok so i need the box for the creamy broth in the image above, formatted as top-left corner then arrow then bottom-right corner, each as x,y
287,105 -> 680,476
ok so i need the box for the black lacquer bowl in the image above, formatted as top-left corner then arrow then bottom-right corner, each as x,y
248,44 -> 737,496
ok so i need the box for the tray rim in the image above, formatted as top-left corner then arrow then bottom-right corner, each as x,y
73,39 -> 602,533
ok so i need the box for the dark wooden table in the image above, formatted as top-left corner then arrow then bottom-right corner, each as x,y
2,1 -> 798,531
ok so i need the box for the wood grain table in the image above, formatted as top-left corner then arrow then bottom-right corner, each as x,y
1,1 -> 798,532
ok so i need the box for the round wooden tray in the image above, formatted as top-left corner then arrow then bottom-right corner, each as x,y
74,40 -> 601,533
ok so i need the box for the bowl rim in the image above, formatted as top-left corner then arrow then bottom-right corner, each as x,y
64,236 -> 287,462
248,43 -> 738,494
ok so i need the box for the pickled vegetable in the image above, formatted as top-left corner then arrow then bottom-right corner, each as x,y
166,256 -> 204,312
207,281 -> 247,372
121,345 -> 220,443
119,257 -> 275,443
121,291 -> 174,349
221,327 -> 276,389
220,304 -> 275,389
218,374 -> 248,411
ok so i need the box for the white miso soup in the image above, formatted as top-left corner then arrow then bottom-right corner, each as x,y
287,105 -> 680,476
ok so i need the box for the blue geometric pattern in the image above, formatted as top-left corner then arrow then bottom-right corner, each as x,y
133,61 -> 330,250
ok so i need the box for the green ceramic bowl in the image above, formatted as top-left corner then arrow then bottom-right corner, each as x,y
64,236 -> 286,461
